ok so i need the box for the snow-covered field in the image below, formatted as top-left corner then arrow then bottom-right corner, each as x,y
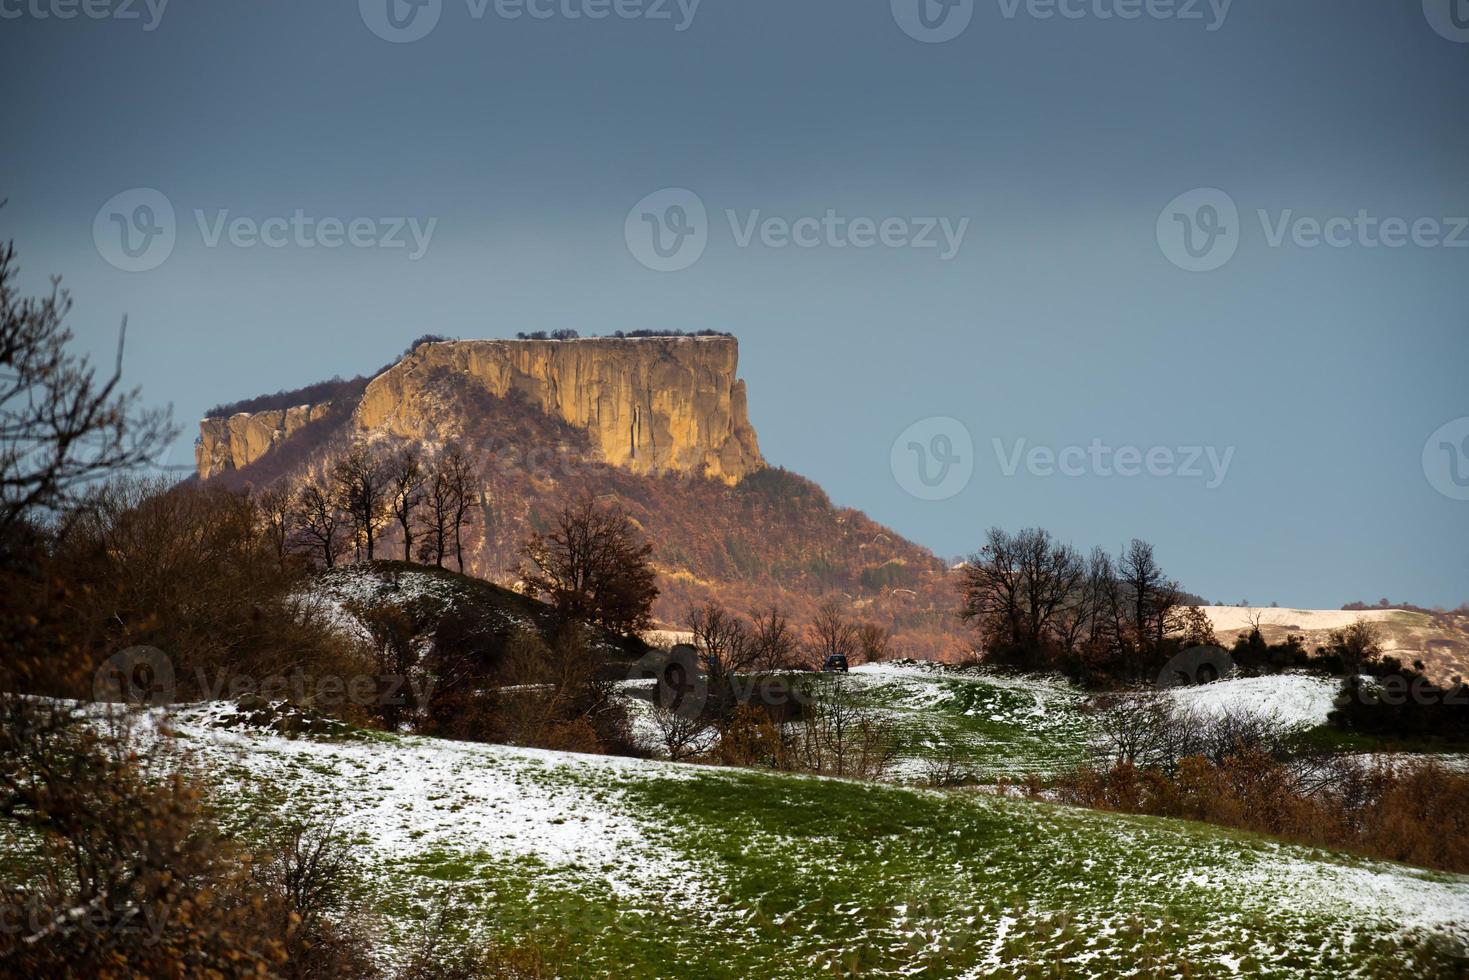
130,701 -> 1469,976
844,661 -> 1096,780
1165,672 -> 1343,729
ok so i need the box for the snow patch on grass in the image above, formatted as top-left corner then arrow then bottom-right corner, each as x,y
1166,673 -> 1342,729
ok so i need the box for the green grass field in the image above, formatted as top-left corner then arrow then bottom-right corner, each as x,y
163,700 -> 1469,978
839,663 -> 1097,782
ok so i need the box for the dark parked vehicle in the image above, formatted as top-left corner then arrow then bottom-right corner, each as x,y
821,655 -> 849,673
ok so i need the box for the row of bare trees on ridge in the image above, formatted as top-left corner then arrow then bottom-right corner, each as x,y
959,528 -> 1214,684
255,442 -> 480,573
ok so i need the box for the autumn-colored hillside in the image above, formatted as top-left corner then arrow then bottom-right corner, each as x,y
204,366 -> 972,661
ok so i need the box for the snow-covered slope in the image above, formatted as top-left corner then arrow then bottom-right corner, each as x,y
146,703 -> 1469,977
1164,672 -> 1343,729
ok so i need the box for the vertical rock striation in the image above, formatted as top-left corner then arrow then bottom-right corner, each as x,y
196,403 -> 333,479
196,336 -> 764,484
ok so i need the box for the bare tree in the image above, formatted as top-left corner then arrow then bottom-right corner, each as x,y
332,444 -> 387,561
253,480 -> 294,569
649,698 -> 711,762
959,528 -> 1025,651
1053,548 -> 1110,656
959,527 -> 1082,665
292,479 -> 342,569
687,601 -> 755,691
855,622 -> 892,665
419,453 -> 454,567
387,447 -> 425,562
1085,546 -> 1127,655
786,674 -> 895,780
1120,538 -> 1177,653
441,443 -> 478,573
519,494 -> 658,635
1091,691 -> 1173,766
748,605 -> 798,672
0,227 -> 174,537
806,598 -> 858,668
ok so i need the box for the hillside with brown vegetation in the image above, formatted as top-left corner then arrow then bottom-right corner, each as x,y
201,345 -> 969,661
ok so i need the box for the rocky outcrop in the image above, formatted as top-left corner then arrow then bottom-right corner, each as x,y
197,336 -> 764,484
353,336 -> 763,484
196,403 -> 332,479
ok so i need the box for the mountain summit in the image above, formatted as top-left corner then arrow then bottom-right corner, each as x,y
194,334 -> 965,657
199,335 -> 763,484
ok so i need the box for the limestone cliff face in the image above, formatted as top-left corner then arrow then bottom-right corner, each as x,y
196,403 -> 333,479
355,337 -> 763,484
197,336 -> 764,484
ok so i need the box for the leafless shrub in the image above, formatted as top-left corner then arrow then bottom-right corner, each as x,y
747,606 -> 799,672
1090,693 -> 1299,776
0,698 -> 290,977
784,675 -> 896,780
648,699 -> 711,762
395,897 -> 557,980
1066,694 -> 1469,874
921,745 -> 977,787
254,819 -> 378,979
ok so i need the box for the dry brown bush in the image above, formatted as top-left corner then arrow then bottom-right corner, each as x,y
41,478 -> 374,714
395,900 -> 559,980
712,704 -> 784,769
0,697 -> 287,978
1058,750 -> 1469,874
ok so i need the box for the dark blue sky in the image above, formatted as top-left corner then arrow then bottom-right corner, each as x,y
3,0 -> 1466,607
